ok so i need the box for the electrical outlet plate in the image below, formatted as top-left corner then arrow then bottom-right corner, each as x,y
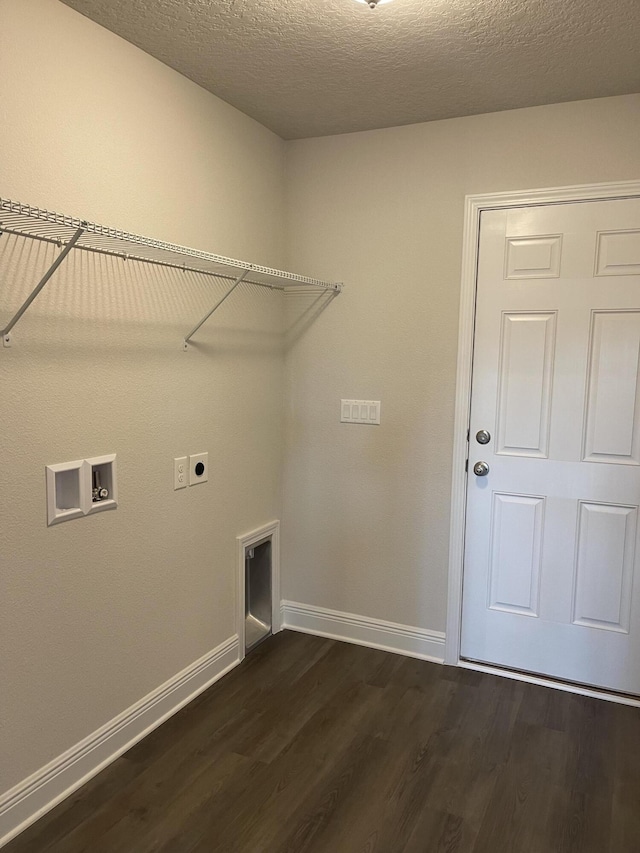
189,452 -> 208,485
340,400 -> 381,425
174,456 -> 188,490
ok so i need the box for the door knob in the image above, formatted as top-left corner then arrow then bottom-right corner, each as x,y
476,429 -> 491,445
473,461 -> 490,477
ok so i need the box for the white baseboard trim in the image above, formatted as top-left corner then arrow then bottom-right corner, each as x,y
281,601 -> 445,664
0,635 -> 239,849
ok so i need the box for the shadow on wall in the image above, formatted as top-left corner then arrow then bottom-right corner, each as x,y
0,233 -> 341,355
284,290 -> 340,348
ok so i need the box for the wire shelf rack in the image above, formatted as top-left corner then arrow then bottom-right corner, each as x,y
0,197 -> 342,348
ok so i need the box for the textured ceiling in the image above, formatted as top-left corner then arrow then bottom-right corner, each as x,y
60,0 -> 640,139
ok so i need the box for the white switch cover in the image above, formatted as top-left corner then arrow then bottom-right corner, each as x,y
174,457 -> 188,490
340,400 -> 381,425
189,452 -> 209,485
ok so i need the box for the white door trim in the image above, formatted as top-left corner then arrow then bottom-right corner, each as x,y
446,180 -> 640,668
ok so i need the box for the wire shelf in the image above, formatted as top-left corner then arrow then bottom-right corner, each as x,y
0,198 -> 342,291
0,197 -> 342,347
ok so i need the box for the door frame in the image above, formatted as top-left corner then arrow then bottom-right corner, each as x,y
445,180 -> 640,680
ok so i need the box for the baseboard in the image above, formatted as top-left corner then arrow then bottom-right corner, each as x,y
0,635 -> 239,848
281,601 -> 445,663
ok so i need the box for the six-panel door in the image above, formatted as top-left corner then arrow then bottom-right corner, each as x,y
461,198 -> 640,695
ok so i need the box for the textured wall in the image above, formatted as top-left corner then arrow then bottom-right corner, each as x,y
0,0 -> 285,793
282,94 -> 640,633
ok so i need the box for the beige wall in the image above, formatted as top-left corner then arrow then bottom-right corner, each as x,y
283,94 -> 640,633
0,0 -> 286,792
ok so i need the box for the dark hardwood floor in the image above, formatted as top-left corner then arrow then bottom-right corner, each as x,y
6,630 -> 640,852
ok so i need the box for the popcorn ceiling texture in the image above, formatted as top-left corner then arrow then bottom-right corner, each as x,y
60,0 -> 640,138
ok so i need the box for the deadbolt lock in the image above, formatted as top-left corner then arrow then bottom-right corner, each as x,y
476,429 -> 491,445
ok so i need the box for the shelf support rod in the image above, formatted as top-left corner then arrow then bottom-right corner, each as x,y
1,226 -> 84,344
183,267 -> 250,350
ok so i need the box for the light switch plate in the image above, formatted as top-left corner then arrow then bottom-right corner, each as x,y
189,452 -> 208,485
174,457 -> 188,490
340,400 -> 381,425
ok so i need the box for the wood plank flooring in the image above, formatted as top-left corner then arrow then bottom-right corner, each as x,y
6,630 -> 640,852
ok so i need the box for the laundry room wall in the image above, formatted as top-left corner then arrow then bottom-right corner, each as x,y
0,0 -> 286,794
282,93 -> 640,640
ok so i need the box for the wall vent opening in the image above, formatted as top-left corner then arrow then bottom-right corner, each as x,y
237,521 -> 280,660
245,538 -> 272,652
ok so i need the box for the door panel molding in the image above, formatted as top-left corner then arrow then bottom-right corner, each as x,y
487,491 -> 545,617
446,180 -> 640,667
582,310 -> 640,465
496,311 -> 556,458
571,500 -> 637,633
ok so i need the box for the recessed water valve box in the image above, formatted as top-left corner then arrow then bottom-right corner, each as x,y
46,460 -> 86,526
85,454 -> 118,515
45,454 -> 117,524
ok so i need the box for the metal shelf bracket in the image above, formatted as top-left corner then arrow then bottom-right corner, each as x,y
183,267 -> 251,350
1,225 -> 85,344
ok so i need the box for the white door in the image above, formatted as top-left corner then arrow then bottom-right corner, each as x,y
461,197 -> 640,694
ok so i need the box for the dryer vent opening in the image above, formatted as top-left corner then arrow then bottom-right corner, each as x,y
245,538 -> 272,653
